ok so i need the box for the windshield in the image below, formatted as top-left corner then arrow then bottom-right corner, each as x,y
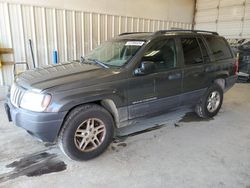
85,40 -> 144,67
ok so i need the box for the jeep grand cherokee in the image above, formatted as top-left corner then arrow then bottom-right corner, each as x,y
5,30 -> 238,161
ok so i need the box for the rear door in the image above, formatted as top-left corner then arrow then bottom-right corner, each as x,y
179,36 -> 207,105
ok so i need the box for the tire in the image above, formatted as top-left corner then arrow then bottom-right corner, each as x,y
195,84 -> 223,118
58,104 -> 114,161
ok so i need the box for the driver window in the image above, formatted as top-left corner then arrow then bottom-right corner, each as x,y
141,39 -> 177,71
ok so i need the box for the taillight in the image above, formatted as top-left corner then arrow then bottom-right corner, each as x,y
233,59 -> 239,75
233,53 -> 239,75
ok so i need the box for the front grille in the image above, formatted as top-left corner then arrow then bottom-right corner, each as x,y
10,84 -> 26,108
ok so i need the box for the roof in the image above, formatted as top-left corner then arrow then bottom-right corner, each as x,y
116,32 -> 153,40
116,30 -> 219,41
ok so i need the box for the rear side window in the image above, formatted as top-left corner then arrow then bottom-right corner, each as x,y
181,38 -> 203,65
204,36 -> 233,61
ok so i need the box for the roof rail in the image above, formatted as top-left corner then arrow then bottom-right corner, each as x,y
154,29 -> 219,36
119,32 -> 151,36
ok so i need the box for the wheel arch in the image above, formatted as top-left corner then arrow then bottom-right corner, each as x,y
212,74 -> 229,91
100,99 -> 120,126
57,98 -> 120,140
213,78 -> 226,91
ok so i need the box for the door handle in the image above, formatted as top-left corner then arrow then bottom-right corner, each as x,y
168,73 -> 181,80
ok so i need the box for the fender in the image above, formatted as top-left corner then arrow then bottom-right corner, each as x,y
100,99 -> 128,127
46,87 -> 128,127
213,72 -> 229,91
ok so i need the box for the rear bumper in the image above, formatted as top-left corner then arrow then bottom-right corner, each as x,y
5,99 -> 67,143
225,75 -> 238,92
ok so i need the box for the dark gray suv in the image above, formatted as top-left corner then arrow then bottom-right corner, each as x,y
5,30 -> 238,161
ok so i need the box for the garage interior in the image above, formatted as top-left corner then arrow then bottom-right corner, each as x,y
0,0 -> 250,187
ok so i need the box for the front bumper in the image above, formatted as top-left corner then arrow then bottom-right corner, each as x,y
4,100 -> 67,143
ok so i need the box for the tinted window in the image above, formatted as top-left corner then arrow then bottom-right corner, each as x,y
181,38 -> 203,65
197,38 -> 210,63
205,36 -> 233,61
142,39 -> 177,71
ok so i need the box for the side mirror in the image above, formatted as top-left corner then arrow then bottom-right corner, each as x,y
134,61 -> 155,75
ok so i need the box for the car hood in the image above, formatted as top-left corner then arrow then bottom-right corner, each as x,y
16,62 -> 118,91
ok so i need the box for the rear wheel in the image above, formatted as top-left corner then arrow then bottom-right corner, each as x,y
195,84 -> 223,118
58,104 -> 114,161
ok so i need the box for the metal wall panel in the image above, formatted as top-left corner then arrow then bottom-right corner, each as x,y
0,2 -> 191,86
196,0 -> 219,10
218,6 -> 244,21
45,8 -> 56,65
195,9 -> 218,23
219,0 -> 245,7
245,3 -> 250,20
195,22 -> 217,31
243,20 -> 250,36
217,21 -> 243,37
195,0 -> 250,39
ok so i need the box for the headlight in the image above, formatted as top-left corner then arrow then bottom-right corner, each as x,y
20,91 -> 51,112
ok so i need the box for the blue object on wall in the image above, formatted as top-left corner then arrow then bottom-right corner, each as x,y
53,50 -> 58,64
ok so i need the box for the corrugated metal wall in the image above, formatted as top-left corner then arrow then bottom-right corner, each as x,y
195,0 -> 250,38
0,2 -> 192,86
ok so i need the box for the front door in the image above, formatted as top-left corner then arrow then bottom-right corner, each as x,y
154,38 -> 182,109
127,72 -> 157,120
127,37 -> 182,119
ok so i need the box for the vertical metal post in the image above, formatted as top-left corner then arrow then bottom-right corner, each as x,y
142,18 -> 145,31
137,18 -> 139,31
72,11 -> 77,59
89,12 -> 93,50
192,0 -> 197,30
240,0 -> 247,37
148,19 -> 150,32
118,16 -> 121,34
63,10 -> 68,61
18,4 -> 27,64
30,6 -> 38,67
215,0 -> 221,32
42,7 -> 49,65
112,15 -> 115,37
53,8 -> 58,53
131,17 -> 134,31
81,12 -> 85,56
125,16 -> 128,32
97,13 -> 101,45
105,14 -> 108,40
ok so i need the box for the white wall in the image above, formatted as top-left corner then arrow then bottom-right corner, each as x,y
0,0 -> 194,23
195,0 -> 250,38
0,0 -> 194,86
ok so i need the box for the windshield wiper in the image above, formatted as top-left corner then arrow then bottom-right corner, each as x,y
87,58 -> 109,68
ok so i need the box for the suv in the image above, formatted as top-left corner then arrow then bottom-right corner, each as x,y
231,39 -> 250,76
5,30 -> 238,161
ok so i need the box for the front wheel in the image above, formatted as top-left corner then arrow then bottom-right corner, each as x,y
58,104 -> 114,161
195,84 -> 223,118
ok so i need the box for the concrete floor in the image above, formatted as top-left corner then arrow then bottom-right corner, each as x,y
0,83 -> 250,188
